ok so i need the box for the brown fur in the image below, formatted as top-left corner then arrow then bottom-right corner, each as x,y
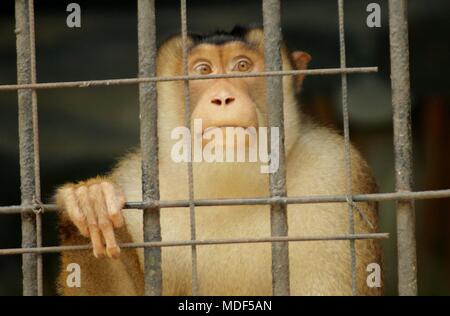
56,28 -> 382,296
58,216 -> 144,295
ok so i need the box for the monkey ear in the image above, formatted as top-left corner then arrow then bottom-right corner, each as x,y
291,51 -> 312,93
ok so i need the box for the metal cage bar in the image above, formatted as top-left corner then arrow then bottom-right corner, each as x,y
180,0 -> 199,296
0,233 -> 389,256
337,0 -> 357,296
15,0 -> 42,296
388,0 -> 418,296
27,0 -> 43,297
262,0 -> 290,296
0,67 -> 378,91
2,189 -> 450,215
137,0 -> 162,296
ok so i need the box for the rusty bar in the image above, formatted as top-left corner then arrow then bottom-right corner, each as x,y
337,0 -> 357,296
388,0 -> 417,296
0,233 -> 390,256
3,189 -> 450,215
35,210 -> 43,295
137,0 -> 162,296
27,0 -> 43,296
15,0 -> 38,296
180,0 -> 199,296
0,67 -> 378,91
262,0 -> 290,296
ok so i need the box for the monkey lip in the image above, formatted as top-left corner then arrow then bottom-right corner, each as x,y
203,124 -> 254,134
202,125 -> 256,138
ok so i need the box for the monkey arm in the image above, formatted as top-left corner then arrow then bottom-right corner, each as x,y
55,175 -> 145,295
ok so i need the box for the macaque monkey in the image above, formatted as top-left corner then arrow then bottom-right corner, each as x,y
55,26 -> 382,296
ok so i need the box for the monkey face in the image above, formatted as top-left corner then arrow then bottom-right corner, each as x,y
188,42 -> 266,147
156,26 -> 309,158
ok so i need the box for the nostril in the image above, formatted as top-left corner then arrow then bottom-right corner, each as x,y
211,98 -> 222,106
225,97 -> 235,105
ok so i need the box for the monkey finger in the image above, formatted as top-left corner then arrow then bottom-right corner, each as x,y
76,186 -> 106,258
101,181 -> 125,228
89,224 -> 107,259
90,185 -> 121,259
100,223 -> 121,259
57,186 -> 89,237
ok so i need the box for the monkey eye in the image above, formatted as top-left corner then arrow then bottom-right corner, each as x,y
233,59 -> 252,72
194,63 -> 213,75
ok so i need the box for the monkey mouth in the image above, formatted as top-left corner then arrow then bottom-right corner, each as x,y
200,126 -> 259,151
203,125 -> 243,132
202,125 -> 256,138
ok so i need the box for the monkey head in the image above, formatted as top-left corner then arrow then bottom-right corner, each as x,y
156,26 -> 311,155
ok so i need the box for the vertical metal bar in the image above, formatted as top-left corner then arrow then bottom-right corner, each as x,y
27,0 -> 43,296
137,0 -> 162,296
35,212 -> 43,295
262,0 -> 290,296
337,0 -> 357,296
388,0 -> 418,296
15,0 -> 39,296
180,0 -> 199,296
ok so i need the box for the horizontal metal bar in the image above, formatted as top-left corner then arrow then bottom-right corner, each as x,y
0,233 -> 389,256
0,67 -> 378,92
1,189 -> 449,215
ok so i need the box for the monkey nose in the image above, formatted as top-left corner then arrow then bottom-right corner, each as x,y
210,96 -> 235,106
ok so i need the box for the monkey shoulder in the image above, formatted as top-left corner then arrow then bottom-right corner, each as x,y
288,120 -> 377,195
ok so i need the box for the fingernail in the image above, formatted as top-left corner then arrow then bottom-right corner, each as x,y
107,247 -> 121,259
93,249 -> 105,259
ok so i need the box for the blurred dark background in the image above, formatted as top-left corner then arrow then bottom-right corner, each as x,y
0,0 -> 449,295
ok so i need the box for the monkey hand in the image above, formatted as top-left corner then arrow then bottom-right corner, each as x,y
55,178 -> 126,259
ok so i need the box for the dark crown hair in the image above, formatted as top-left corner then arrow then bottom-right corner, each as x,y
190,25 -> 255,45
